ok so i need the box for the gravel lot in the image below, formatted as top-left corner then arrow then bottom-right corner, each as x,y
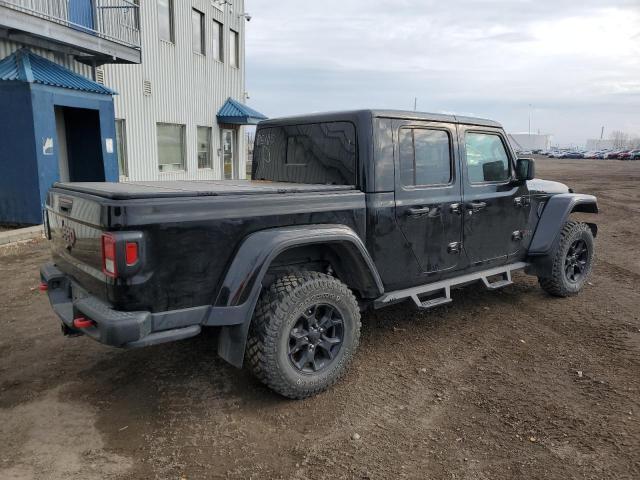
1,158 -> 639,479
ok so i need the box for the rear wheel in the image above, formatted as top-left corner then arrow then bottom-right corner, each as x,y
539,221 -> 594,297
245,271 -> 361,399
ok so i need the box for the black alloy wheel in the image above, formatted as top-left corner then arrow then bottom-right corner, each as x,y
564,239 -> 589,283
288,304 -> 344,374
245,271 -> 361,399
539,221 -> 595,297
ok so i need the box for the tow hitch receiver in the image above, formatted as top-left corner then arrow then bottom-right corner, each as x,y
73,317 -> 94,329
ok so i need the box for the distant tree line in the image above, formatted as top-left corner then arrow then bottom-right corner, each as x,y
610,130 -> 640,149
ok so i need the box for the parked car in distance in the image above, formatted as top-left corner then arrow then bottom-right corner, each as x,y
619,150 -> 640,160
560,151 -> 584,159
40,109 -> 599,399
631,150 -> 640,160
605,150 -> 624,159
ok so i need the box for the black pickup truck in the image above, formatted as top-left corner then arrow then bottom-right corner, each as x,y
41,110 -> 598,398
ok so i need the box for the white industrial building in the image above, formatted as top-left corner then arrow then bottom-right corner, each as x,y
0,0 -> 263,190
585,139 -> 615,150
104,0 -> 263,181
507,133 -> 552,152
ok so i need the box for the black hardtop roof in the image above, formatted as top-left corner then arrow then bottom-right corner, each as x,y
259,109 -> 502,129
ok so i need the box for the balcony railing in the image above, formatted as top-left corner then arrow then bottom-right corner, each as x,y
0,0 -> 140,49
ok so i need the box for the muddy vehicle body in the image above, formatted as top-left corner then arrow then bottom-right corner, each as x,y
41,110 -> 598,398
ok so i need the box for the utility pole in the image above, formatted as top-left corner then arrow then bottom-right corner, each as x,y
528,104 -> 532,137
600,126 -> 605,140
414,97 -> 418,112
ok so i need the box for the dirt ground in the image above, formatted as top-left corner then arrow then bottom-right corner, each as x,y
1,158 -> 639,480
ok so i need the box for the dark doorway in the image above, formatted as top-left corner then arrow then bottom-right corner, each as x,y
55,107 -> 105,182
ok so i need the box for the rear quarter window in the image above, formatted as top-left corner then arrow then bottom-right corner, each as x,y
252,122 -> 357,185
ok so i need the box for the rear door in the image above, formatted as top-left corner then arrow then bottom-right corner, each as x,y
393,120 -> 464,275
459,126 -> 531,265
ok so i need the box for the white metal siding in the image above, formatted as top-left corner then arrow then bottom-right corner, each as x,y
0,39 -> 92,77
104,0 -> 247,181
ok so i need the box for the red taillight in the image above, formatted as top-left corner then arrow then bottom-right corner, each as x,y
39,282 -> 48,292
102,233 -> 117,278
125,241 -> 139,266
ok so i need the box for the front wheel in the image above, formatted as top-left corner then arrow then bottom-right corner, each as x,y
245,271 -> 361,399
539,221 -> 595,297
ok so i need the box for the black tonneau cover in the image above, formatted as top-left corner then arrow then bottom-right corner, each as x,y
53,180 -> 355,200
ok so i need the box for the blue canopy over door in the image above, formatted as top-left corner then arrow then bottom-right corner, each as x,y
68,0 -> 95,31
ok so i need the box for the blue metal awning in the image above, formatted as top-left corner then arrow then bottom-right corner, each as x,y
217,97 -> 267,125
0,48 -> 116,95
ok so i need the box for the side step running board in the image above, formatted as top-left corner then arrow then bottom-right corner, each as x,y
481,270 -> 514,290
375,262 -> 528,311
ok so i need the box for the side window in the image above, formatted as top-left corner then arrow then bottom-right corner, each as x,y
253,122 -> 356,185
465,133 -> 511,183
399,128 -> 452,187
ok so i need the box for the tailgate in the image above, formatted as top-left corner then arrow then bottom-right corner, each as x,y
45,190 -> 108,300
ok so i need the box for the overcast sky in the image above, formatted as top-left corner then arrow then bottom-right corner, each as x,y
244,0 -> 639,146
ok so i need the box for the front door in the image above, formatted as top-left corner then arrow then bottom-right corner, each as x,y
459,127 -> 531,266
394,120 -> 464,276
222,128 -> 236,179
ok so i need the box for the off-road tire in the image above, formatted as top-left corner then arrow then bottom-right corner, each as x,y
539,221 -> 594,297
245,271 -> 361,399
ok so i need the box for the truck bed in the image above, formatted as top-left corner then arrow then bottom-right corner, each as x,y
54,180 -> 355,200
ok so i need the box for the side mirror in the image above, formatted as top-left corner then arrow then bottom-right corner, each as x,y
516,158 -> 535,181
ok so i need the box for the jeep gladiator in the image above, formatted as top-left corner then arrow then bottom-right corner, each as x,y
41,110 -> 598,398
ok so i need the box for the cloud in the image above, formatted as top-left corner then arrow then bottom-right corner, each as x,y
245,0 -> 640,144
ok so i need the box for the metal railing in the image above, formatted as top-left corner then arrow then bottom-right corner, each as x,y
0,0 -> 140,49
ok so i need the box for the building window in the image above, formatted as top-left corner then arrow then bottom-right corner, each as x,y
158,0 -> 174,43
399,128 -> 452,187
115,119 -> 128,177
230,29 -> 239,68
212,20 -> 224,62
197,127 -> 212,169
192,9 -> 205,54
465,132 -> 511,183
157,123 -> 185,172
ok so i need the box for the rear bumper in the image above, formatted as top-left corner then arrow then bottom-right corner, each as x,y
40,263 -> 203,348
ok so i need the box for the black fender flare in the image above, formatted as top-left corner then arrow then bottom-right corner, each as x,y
212,224 -> 384,368
526,193 -> 598,275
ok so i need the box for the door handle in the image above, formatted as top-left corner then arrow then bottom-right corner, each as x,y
466,201 -> 487,213
450,203 -> 463,215
407,206 -> 431,217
